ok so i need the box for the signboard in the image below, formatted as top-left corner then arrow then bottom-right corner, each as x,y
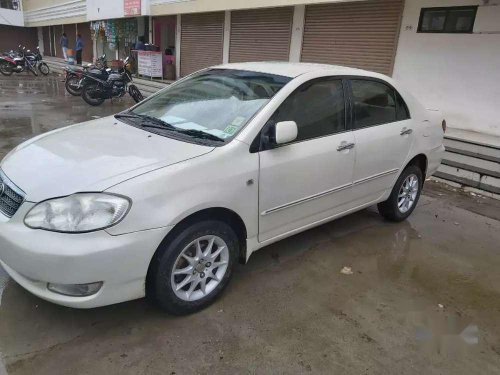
124,0 -> 141,16
138,51 -> 163,78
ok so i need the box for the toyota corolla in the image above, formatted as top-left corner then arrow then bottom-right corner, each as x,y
0,63 -> 445,314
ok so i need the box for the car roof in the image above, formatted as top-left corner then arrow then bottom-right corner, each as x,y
213,61 -> 385,79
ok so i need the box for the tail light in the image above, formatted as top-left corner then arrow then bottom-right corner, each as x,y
442,119 -> 447,133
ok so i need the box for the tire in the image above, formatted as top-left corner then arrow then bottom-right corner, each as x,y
0,62 -> 13,76
81,82 -> 105,106
65,76 -> 82,96
378,165 -> 423,222
38,62 -> 50,75
128,84 -> 144,103
148,220 -> 238,315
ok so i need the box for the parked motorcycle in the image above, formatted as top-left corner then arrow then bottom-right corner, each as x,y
81,57 -> 144,106
0,46 -> 48,76
64,54 -> 108,96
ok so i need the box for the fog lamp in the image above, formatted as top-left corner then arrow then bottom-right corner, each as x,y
47,281 -> 103,297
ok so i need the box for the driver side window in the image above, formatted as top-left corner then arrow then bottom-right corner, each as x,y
271,78 -> 346,143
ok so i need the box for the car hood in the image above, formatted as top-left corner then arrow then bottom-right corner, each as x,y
1,116 -> 214,202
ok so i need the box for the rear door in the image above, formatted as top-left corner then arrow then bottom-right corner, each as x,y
258,77 -> 356,242
348,78 -> 413,204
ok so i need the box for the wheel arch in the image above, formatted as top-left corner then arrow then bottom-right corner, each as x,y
405,153 -> 428,180
145,207 -> 248,298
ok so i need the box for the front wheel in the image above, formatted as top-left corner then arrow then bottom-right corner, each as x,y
27,63 -> 38,76
148,220 -> 238,315
128,84 -> 144,103
81,82 -> 105,106
0,62 -> 13,76
38,62 -> 50,75
378,165 -> 423,222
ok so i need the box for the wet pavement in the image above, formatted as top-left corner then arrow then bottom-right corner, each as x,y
1,75 -> 500,375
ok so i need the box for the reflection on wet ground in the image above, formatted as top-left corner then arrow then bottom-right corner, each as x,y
1,75 -> 500,374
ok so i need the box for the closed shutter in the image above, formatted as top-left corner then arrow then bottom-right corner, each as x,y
42,26 -> 52,56
230,7 -> 293,63
64,24 -> 76,52
301,0 -> 403,76
54,25 -> 63,59
180,12 -> 224,77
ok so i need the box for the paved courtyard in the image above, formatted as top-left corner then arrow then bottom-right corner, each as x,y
1,75 -> 500,375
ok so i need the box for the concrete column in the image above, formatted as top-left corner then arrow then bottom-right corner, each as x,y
223,10 -> 231,64
93,39 -> 97,62
289,5 -> 305,62
149,16 -> 153,44
175,14 -> 181,79
37,27 -> 44,55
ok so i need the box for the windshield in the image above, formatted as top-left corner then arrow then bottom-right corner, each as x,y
130,69 -> 291,142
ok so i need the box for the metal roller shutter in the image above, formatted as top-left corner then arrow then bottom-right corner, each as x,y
76,23 -> 93,63
229,7 -> 293,63
301,0 -> 403,76
54,25 -> 63,59
180,12 -> 224,77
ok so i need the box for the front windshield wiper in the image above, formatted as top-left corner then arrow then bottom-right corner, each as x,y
115,112 -> 176,130
115,112 -> 224,142
175,129 -> 224,142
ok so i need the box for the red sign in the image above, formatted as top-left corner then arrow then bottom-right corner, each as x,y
124,0 -> 141,16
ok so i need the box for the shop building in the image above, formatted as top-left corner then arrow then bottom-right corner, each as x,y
1,0 -> 499,140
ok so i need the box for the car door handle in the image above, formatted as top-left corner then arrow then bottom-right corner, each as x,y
337,142 -> 355,151
400,128 -> 413,136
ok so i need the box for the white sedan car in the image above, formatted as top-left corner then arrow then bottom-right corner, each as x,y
0,63 -> 445,314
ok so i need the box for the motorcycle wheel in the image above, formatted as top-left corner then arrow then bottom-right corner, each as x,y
128,84 -> 144,103
38,62 -> 50,76
28,63 -> 38,76
65,76 -> 82,96
82,83 -> 105,106
0,63 -> 13,76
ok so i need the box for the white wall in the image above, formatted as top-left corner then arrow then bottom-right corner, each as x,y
86,0 -> 124,21
393,0 -> 500,137
0,8 -> 24,26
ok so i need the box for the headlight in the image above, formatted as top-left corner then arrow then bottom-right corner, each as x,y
24,193 -> 131,233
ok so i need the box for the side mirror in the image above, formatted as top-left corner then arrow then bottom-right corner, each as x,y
274,121 -> 298,145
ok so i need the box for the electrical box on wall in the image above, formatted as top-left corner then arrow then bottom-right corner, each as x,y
474,5 -> 500,33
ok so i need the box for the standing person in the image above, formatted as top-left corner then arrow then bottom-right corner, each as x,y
60,33 -> 69,61
75,34 -> 83,65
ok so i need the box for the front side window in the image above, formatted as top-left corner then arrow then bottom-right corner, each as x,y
418,6 -> 477,33
351,80 -> 397,129
271,78 -> 345,143
130,69 -> 291,142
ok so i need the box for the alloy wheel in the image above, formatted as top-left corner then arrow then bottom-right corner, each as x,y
170,235 -> 229,302
397,174 -> 419,213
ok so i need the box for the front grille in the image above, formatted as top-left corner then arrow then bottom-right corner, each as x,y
0,170 -> 25,218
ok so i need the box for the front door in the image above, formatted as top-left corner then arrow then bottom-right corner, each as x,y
258,78 -> 356,242
348,78 -> 414,204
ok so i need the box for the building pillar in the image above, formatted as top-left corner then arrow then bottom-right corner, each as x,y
223,10 -> 231,64
175,14 -> 181,79
149,16 -> 153,44
289,5 -> 305,62
37,27 -> 44,55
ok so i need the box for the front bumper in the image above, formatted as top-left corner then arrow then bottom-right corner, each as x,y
0,203 -> 171,308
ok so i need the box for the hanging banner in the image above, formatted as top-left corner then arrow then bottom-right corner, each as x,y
124,0 -> 141,16
138,51 -> 163,78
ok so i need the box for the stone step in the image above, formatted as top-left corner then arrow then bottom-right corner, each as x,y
442,151 -> 500,179
435,164 -> 500,194
444,138 -> 500,164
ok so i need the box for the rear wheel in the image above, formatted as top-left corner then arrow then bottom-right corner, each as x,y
38,62 -> 50,75
65,76 -> 82,96
0,62 -> 13,76
378,165 -> 423,222
81,82 -> 105,106
148,220 -> 238,315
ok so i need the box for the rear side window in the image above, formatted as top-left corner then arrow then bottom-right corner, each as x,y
350,80 -> 396,129
272,78 -> 345,143
396,91 -> 410,120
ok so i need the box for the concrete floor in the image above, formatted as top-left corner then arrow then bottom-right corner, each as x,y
1,75 -> 500,375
